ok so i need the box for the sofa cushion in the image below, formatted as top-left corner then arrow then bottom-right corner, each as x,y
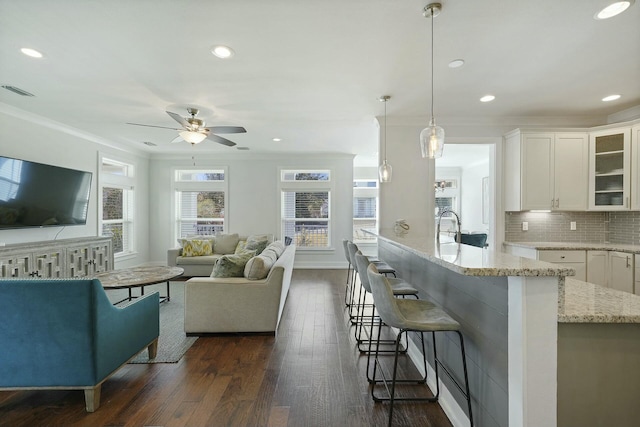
214,233 -> 240,255
211,250 -> 256,278
234,240 -> 248,253
181,239 -> 213,257
245,234 -> 269,255
176,254 -> 221,265
244,248 -> 279,280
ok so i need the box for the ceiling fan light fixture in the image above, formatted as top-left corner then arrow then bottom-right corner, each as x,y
179,130 -> 207,144
211,45 -> 235,58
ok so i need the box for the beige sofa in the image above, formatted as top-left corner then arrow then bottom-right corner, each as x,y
168,234 -> 272,277
184,244 -> 296,334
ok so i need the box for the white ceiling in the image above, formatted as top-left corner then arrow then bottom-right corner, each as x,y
1,0 -> 638,165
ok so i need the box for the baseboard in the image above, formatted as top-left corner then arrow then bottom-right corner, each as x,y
404,332 -> 471,427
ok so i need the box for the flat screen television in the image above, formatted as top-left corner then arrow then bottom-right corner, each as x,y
0,156 -> 92,229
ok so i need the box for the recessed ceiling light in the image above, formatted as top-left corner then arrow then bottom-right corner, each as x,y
211,45 -> 235,58
21,48 -> 43,58
480,95 -> 495,102
602,94 -> 621,102
272,138 -> 282,142
448,59 -> 465,68
595,1 -> 633,19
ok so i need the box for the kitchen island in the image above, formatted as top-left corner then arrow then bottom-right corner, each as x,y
375,230 -> 640,427
375,230 -> 571,427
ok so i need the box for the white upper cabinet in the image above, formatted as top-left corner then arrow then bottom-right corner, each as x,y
632,125 -> 640,210
589,127 -> 631,210
504,130 -> 588,211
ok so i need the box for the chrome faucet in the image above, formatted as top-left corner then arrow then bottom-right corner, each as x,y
436,208 -> 461,244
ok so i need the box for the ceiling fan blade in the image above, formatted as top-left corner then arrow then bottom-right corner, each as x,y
206,133 -> 237,147
170,135 -> 184,143
207,126 -> 247,134
126,122 -> 180,131
166,111 -> 190,128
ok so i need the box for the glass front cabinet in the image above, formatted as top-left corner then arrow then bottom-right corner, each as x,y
589,127 -> 631,210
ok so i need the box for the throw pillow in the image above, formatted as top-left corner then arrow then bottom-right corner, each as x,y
182,239 -> 213,257
244,249 -> 279,280
245,234 -> 269,255
210,250 -> 256,278
234,240 -> 248,253
266,240 -> 286,257
214,233 -> 240,254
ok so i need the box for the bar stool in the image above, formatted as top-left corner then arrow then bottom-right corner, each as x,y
343,239 -> 384,308
342,239 -> 354,307
366,264 -> 474,427
347,241 -> 396,323
355,253 -> 420,381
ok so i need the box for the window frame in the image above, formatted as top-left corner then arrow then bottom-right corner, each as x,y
98,155 -> 136,259
279,168 -> 333,250
173,167 -> 228,239
352,179 -> 379,243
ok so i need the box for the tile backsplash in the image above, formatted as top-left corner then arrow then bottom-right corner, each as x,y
609,212 -> 640,245
505,211 -> 640,245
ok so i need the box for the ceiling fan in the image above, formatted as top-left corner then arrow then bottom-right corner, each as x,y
126,108 -> 246,146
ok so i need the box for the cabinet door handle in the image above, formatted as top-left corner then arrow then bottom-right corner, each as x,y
626,197 -> 629,208
551,199 -> 555,209
627,256 -> 631,268
556,198 -> 559,208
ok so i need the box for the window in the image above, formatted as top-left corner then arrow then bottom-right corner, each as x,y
434,178 -> 459,218
353,179 -> 378,242
100,157 -> 135,256
280,169 -> 331,248
175,169 -> 227,238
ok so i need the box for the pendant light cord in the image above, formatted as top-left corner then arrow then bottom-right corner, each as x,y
383,98 -> 387,160
430,9 -> 435,121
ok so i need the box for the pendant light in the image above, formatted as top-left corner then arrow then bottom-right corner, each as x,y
378,95 -> 392,183
420,3 -> 445,159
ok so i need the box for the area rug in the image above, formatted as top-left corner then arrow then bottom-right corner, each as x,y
108,281 -> 197,363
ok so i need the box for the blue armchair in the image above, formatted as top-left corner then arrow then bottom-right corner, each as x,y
0,279 -> 159,412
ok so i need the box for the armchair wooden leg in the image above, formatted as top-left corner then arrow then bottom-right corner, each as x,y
148,338 -> 159,359
84,385 -> 101,412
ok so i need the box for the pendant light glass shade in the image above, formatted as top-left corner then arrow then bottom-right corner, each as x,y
378,95 -> 392,183
420,117 -> 445,159
379,159 -> 393,182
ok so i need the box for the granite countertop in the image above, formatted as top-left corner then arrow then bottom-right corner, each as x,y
377,230 -> 574,278
559,278 -> 640,323
504,241 -> 640,254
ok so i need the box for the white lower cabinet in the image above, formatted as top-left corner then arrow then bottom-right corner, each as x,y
587,250 -> 608,288
609,251 -> 634,293
538,250 -> 586,281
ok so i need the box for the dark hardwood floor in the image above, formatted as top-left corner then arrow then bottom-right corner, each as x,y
0,269 -> 452,427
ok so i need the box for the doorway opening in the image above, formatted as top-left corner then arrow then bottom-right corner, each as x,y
435,143 -> 494,248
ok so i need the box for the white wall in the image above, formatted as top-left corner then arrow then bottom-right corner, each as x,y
0,109 -> 150,269
148,152 -> 354,269
378,121 -> 435,238
461,160 -> 490,234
